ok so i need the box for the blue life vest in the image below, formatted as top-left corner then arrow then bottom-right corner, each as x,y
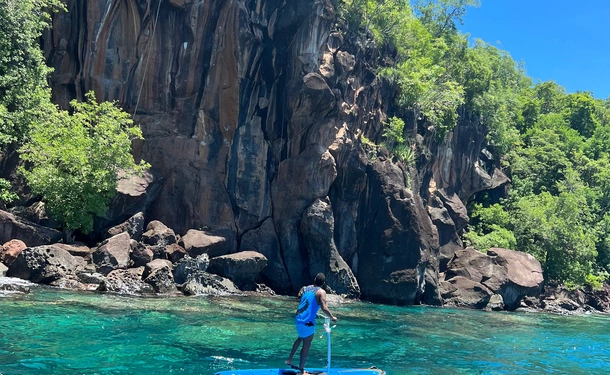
295,285 -> 320,325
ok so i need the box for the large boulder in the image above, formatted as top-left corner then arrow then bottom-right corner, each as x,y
173,254 -> 209,285
182,272 -> 240,296
97,269 -> 154,295
271,146 -> 338,292
165,243 -> 187,263
130,242 -> 154,267
93,232 -> 131,275
0,239 -> 27,266
427,194 -> 465,272
94,170 -> 163,234
300,198 -> 360,298
207,251 -> 267,289
7,245 -> 84,283
357,158 -> 441,305
0,210 -> 62,247
240,218 -> 291,294
439,276 -> 493,309
105,212 -> 145,241
141,221 -> 177,246
52,243 -> 92,261
143,259 -> 177,294
178,229 -> 232,258
442,247 -> 544,310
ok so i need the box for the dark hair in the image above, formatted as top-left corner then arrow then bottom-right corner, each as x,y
314,273 -> 326,287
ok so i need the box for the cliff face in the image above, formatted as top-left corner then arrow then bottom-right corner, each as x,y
42,0 -> 508,304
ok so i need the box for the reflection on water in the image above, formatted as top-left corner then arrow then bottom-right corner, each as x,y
0,287 -> 609,374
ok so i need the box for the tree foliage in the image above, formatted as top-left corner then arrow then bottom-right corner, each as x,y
19,93 -> 147,234
0,0 -> 64,146
337,0 -> 610,286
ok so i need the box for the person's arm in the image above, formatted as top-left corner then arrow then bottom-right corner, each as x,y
316,289 -> 337,321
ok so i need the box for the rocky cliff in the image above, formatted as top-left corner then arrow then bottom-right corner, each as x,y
40,0 -> 509,304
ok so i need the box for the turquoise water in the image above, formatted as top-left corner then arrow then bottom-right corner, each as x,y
0,288 -> 609,375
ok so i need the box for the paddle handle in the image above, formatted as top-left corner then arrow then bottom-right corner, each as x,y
324,317 -> 331,371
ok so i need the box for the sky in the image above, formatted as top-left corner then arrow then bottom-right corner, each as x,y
459,0 -> 610,99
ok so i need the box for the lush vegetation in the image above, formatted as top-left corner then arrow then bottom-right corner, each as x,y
341,0 -> 610,287
466,87 -> 610,287
0,0 -> 145,235
19,93 -> 146,234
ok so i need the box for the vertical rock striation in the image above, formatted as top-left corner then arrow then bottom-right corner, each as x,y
42,0 -> 508,304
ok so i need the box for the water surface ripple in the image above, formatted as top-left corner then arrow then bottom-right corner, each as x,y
1,289 -> 609,374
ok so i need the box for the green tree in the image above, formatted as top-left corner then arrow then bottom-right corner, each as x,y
535,81 -> 565,115
19,92 -> 147,234
562,92 -> 601,138
0,178 -> 17,208
463,203 -> 516,251
413,0 -> 480,38
0,0 -> 64,146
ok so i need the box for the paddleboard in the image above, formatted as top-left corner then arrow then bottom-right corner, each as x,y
214,367 -> 386,375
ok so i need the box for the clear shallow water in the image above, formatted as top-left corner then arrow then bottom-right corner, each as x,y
0,288 -> 609,375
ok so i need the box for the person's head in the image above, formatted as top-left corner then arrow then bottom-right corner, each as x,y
314,273 -> 326,287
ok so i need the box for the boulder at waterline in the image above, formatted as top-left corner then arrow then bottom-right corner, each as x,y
440,275 -> 493,309
93,232 -> 131,275
77,272 -> 106,285
207,251 -> 267,290
0,262 -> 7,277
182,272 -> 240,296
7,245 -> 84,283
0,239 -> 27,266
300,198 -> 360,298
173,254 -> 209,285
143,259 -> 177,294
442,247 -> 543,310
97,269 -> 154,295
0,276 -> 34,294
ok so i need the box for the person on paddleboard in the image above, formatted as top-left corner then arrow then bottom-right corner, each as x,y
286,273 -> 338,374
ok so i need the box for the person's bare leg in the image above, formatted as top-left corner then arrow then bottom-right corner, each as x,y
286,337 -> 302,366
298,334 -> 314,373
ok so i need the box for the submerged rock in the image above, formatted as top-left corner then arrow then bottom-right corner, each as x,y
182,272 -> 240,296
0,276 -> 34,294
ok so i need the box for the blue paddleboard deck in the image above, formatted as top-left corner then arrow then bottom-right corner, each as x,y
215,368 -> 385,375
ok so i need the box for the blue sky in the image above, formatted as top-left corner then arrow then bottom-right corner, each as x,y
460,0 -> 610,99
